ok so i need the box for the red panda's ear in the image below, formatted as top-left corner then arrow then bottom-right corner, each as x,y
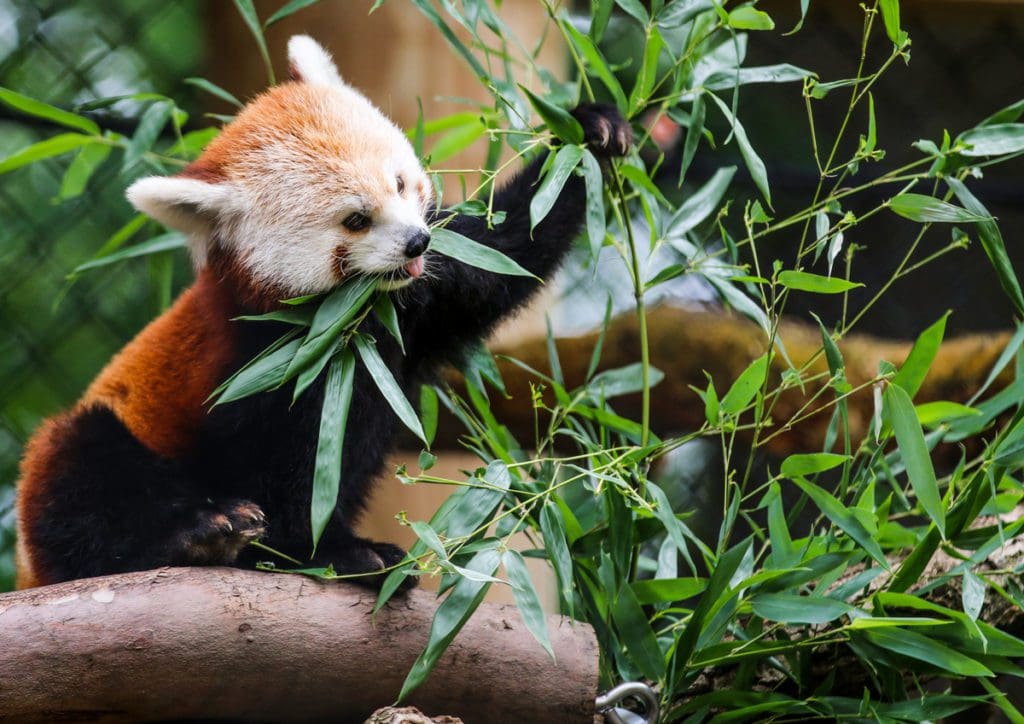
287,35 -> 345,87
126,174 -> 238,264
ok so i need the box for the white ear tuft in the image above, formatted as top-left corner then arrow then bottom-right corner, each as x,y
126,176 -> 237,264
288,35 -> 344,87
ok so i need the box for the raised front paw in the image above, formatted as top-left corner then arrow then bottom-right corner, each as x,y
571,103 -> 633,157
325,538 -> 418,591
175,499 -> 267,565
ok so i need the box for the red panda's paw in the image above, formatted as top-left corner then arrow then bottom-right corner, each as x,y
571,103 -> 633,158
326,538 -> 418,592
176,500 -> 267,565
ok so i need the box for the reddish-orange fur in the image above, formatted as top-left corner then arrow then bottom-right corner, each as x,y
16,272 -> 238,588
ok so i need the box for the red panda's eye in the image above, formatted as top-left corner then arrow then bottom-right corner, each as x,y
343,212 -> 371,232
396,175 -> 405,194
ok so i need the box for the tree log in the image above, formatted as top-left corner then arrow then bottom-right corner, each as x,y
436,307 -> 1013,456
0,567 -> 599,723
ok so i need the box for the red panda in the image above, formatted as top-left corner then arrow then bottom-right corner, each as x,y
15,36 -> 631,589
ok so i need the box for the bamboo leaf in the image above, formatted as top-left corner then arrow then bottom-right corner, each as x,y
750,593 -> 854,625
727,6 -> 775,30
957,124 -> 1024,157
780,452 -> 850,478
891,312 -> 948,398
778,270 -> 863,294
720,354 -> 768,416
56,143 -> 112,201
373,294 -> 405,354
889,193 -> 988,224
529,144 -> 585,229
561,20 -> 628,110
580,149 -> 606,260
71,232 -> 187,274
878,0 -> 902,43
398,547 -> 501,700
708,93 -> 771,206
540,502 -> 574,615
265,0 -> 322,27
353,334 -> 427,443
0,87 -> 100,135
947,177 -> 1024,315
788,476 -> 890,569
0,134 -> 97,174
233,0 -> 275,84
885,383 -> 945,537
185,77 -> 243,108
864,628 -> 993,677
612,583 -> 665,681
666,166 -> 736,241
430,227 -> 535,278
215,336 -> 302,405
123,101 -> 172,170
310,351 -> 355,549
503,550 -> 554,659
420,385 -> 439,446
520,86 -> 584,145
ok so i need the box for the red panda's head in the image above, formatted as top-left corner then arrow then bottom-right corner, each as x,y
126,36 -> 432,305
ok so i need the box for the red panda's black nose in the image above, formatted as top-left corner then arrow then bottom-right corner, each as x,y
405,230 -> 431,258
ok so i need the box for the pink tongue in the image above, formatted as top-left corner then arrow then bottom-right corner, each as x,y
405,256 -> 425,278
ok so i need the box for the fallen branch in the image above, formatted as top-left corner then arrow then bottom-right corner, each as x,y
0,567 -> 599,723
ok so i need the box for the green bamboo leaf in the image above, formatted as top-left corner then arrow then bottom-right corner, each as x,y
411,0 -> 487,80
373,294 -> 405,354
864,628 -> 993,677
708,93 -> 771,206
889,193 -> 988,224
0,133 -> 97,174
780,452 -> 850,478
420,384 -> 439,447
310,351 -> 355,549
398,547 -> 500,700
185,77 -> 243,108
561,20 -> 628,111
878,0 -> 902,43
123,101 -> 172,171
215,336 -> 302,405
0,87 -> 100,135
727,6 -> 775,30
520,86 -> 583,145
679,91 -> 705,184
647,482 -> 699,574
265,0 -> 322,26
619,164 -> 670,208
71,232 -> 187,274
789,476 -> 890,569
353,334 -> 426,443
529,144 -> 584,230
428,117 -> 486,163
628,26 -> 665,115
891,312 -> 948,398
233,0 -> 275,84
750,593 -> 854,625
666,166 -> 736,242
963,570 -> 986,621
591,0 -> 614,41
284,276 -> 376,383
656,0 -> 714,29
57,143 -> 112,200
588,362 -> 664,398
981,99 -> 1024,126
235,307 -> 314,326
540,502 -> 574,615
410,520 -> 447,560
720,353 -> 768,416
957,123 -> 1024,157
612,583 -> 665,681
915,401 -> 980,427
580,149 -> 606,260
430,227 -> 535,278
778,270 -> 863,294
703,64 -> 814,91
614,0 -> 649,25
885,383 -> 945,537
947,177 -> 1024,315
503,549 -> 554,659
630,577 -> 706,604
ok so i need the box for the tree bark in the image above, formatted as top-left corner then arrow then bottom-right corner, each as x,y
0,567 -> 599,723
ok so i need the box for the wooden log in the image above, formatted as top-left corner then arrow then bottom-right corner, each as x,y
0,567 -> 599,723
